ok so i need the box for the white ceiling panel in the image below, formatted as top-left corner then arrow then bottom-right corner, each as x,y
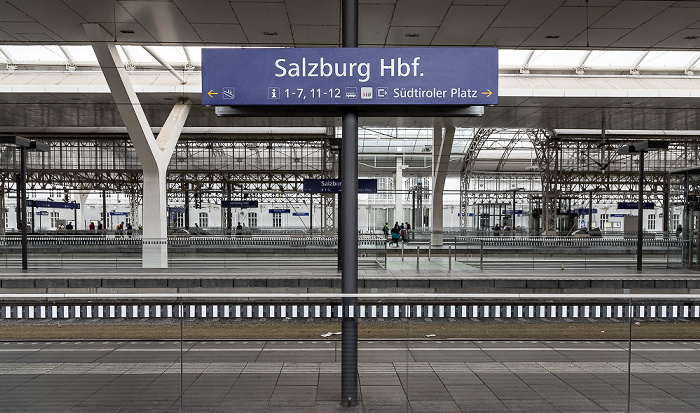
385,26 -> 437,46
8,0 -> 87,42
192,24 -> 247,44
358,3 -> 393,45
286,0 -> 339,26
433,5 -> 503,45
491,0 -> 559,28
521,6 -> 588,48
391,0 -> 451,27
611,7 -> 700,49
474,27 -> 534,48
592,1 -> 670,29
62,0 -> 132,23
232,2 -> 292,44
120,1 -> 202,44
291,26 -> 339,46
567,28 -> 631,49
0,1 -> 30,21
173,0 -> 237,24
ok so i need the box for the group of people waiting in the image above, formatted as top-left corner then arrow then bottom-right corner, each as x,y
383,222 -> 411,246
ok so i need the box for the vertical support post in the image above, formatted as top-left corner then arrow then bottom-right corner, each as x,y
637,153 -> 644,272
340,0 -> 359,406
0,186 -> 4,236
662,185 -> 669,238
416,244 -> 420,269
589,190 -> 593,230
19,147 -> 27,270
184,183 -> 189,229
102,189 -> 107,230
448,245 -> 452,271
226,183 -> 232,231
310,193 -> 313,234
512,190 -> 516,230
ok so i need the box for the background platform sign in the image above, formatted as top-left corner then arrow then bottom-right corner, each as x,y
28,200 -> 80,209
203,48 -> 497,106
617,202 -> 654,210
222,200 -> 259,209
303,178 -> 377,193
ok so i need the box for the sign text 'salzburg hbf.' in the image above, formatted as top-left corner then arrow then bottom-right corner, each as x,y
202,48 -> 497,106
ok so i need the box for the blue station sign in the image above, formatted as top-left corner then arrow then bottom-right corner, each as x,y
28,200 -> 80,209
617,202 -> 654,210
202,48 -> 498,106
269,209 -> 291,214
292,212 -> 310,217
222,200 -> 259,209
303,178 -> 377,194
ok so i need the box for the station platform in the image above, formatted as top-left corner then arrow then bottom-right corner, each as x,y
1,257 -> 698,294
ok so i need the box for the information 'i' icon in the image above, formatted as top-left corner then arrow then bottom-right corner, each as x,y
269,87 -> 280,99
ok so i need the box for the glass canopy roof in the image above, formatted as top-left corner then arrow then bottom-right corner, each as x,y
1,46 -> 699,74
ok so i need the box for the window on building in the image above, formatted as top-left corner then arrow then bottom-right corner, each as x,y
50,212 -> 59,229
248,212 -> 258,228
272,212 -> 281,228
198,212 -> 208,228
175,213 -> 184,228
599,213 -> 608,228
647,214 -> 656,230
672,214 -> 680,230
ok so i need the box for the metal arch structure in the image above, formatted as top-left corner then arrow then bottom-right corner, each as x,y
0,135 -> 339,230
496,130 -> 526,172
526,129 -> 559,235
459,128 -> 495,230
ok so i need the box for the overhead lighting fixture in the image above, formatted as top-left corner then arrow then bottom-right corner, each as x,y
119,29 -> 135,34
263,31 -> 278,36
684,35 -> 699,40
405,33 -> 420,38
545,35 -> 560,39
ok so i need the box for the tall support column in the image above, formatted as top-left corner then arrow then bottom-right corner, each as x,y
76,191 -> 90,230
19,147 -> 27,270
395,157 -> 403,223
85,24 -> 190,268
637,153 -> 644,271
102,189 -> 107,229
341,0 -> 359,407
0,184 -> 5,236
431,127 -> 454,246
184,183 -> 190,229
662,183 -> 669,237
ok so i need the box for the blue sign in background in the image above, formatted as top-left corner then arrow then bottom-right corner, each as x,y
202,48 -> 498,106
222,200 -> 259,209
303,178 -> 377,193
28,200 -> 80,209
617,202 -> 654,210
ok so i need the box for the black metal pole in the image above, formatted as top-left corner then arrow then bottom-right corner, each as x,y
20,147 -> 27,270
184,184 -> 189,229
309,193 -> 313,234
341,0 -> 358,407
102,189 -> 107,230
226,183 -> 232,231
589,190 -> 593,229
637,153 -> 644,271
512,190 -> 516,229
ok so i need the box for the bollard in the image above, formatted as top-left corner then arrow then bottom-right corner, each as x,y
416,245 -> 420,270
401,242 -> 404,261
428,241 -> 431,261
448,245 -> 452,271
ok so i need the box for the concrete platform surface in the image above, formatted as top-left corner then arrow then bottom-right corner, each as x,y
0,258 -> 698,294
1,339 -> 699,412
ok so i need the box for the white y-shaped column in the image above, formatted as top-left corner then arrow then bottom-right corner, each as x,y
431,126 -> 455,246
85,24 -> 191,267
